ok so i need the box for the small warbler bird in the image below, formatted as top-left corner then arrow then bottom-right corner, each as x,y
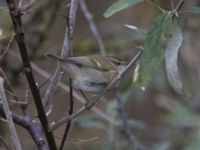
47,54 -> 127,93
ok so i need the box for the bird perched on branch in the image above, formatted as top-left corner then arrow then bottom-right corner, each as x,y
47,54 -> 127,93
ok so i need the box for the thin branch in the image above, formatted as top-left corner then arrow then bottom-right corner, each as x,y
5,0 -> 57,149
0,136 -> 10,150
115,88 -> 137,150
80,0 -> 106,55
175,0 -> 184,11
171,0 -> 185,19
0,34 -> 14,60
59,78 -> 74,150
0,68 -> 17,99
43,0 -> 79,111
50,50 -> 142,130
116,89 -> 132,142
0,77 -> 22,150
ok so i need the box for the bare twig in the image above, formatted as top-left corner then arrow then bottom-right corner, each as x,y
0,77 -> 22,150
115,88 -> 138,150
0,136 -> 10,150
43,0 -> 79,111
116,89 -> 132,142
80,0 -> 106,55
0,34 -> 14,60
59,78 -> 74,150
172,0 -> 185,18
50,50 -> 142,130
175,0 -> 184,11
0,68 -> 17,99
5,0 -> 57,149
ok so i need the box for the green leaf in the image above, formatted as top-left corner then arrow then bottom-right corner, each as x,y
180,7 -> 200,14
133,12 -> 173,87
104,0 -> 143,18
165,22 -> 183,95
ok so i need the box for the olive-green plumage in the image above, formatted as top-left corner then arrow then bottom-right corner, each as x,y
47,54 -> 125,93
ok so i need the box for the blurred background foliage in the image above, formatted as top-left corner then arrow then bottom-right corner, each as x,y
0,0 -> 200,149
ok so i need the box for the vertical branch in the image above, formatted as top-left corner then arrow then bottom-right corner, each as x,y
0,77 -> 22,150
80,0 -> 106,55
5,0 -> 57,149
59,78 -> 74,150
43,0 -> 79,110
116,89 -> 132,142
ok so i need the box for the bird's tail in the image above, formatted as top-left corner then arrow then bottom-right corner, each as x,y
46,53 -> 83,67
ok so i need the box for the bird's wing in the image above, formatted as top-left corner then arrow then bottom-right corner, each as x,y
47,53 -> 118,72
67,55 -> 117,72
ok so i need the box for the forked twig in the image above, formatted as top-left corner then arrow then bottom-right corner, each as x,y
42,0 -> 79,111
0,77 -> 22,150
80,0 -> 106,55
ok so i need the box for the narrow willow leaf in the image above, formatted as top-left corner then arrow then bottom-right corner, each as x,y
133,12 -> 173,87
165,23 -> 183,95
180,7 -> 200,14
104,0 -> 143,18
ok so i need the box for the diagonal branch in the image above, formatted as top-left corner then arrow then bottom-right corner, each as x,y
80,0 -> 106,55
5,0 -> 57,149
